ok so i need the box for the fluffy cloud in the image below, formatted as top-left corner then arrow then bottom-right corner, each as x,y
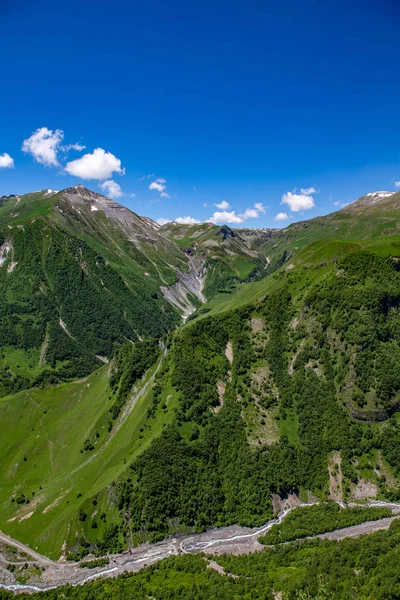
156,216 -> 200,225
22,127 -> 64,166
63,143 -> 86,152
65,148 -> 124,180
149,178 -> 170,198
149,181 -> 165,193
209,210 -> 244,224
300,187 -> 318,195
241,208 -> 259,219
282,189 -> 315,212
175,216 -> 201,224
160,202 -> 266,228
0,153 -> 14,168
275,212 -> 289,221
99,179 -> 123,199
395,181 -> 400,188
215,200 -> 230,210
209,202 -> 266,225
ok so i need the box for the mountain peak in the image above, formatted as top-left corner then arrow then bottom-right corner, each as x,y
346,190 -> 394,209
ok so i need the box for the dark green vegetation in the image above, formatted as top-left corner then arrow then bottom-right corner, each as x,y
3,186 -> 400,567
94,252 -> 400,551
78,557 -> 109,569
0,189 -> 180,396
109,339 -> 160,421
259,502 -> 392,544
3,521 -> 400,598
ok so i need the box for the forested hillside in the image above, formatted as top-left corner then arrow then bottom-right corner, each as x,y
65,251 -> 400,557
0,218 -> 177,395
2,186 -> 400,573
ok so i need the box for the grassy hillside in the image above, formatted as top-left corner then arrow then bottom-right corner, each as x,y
2,187 -> 400,561
257,191 -> 400,265
2,245 -> 398,558
0,346 -> 179,558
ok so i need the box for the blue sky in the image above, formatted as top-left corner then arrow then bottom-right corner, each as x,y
1,0 -> 400,227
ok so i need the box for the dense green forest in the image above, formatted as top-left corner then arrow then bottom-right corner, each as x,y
77,252 -> 400,554
0,219 -> 177,396
4,520 -> 400,599
259,503 -> 391,544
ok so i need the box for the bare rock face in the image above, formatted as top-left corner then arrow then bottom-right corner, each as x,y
57,185 -> 164,245
161,251 -> 207,320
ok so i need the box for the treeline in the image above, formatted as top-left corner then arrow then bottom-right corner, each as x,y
259,502 -> 392,544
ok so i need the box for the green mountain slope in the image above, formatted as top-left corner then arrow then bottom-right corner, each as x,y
258,190 -> 400,265
160,221 -> 273,298
0,186 -> 277,396
2,186 -> 400,561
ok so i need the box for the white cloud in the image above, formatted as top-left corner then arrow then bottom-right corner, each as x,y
130,193 -> 136,197
0,153 -> 14,168
275,212 -> 289,221
175,216 -> 201,225
99,179 -> 123,199
300,187 -> 318,195
215,200 -> 230,210
149,179 -> 170,198
241,208 -> 259,219
22,127 -> 64,166
65,148 -> 124,180
209,201 -> 266,225
254,202 -> 266,213
209,210 -> 244,224
282,190 -> 315,212
149,181 -> 164,192
63,143 -> 86,152
395,181 -> 400,188
156,218 -> 171,225
157,215 -> 200,225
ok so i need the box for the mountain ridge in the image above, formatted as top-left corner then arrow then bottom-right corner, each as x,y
2,182 -> 400,565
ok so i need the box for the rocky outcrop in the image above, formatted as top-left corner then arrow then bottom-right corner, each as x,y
161,252 -> 207,320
